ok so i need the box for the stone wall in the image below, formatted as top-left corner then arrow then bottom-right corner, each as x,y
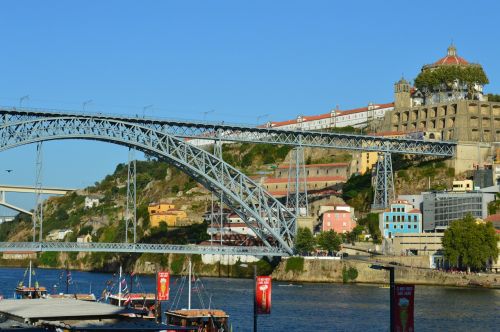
272,257 -> 499,288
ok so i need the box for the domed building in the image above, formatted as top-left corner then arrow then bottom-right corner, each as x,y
413,44 -> 489,105
383,45 -> 500,168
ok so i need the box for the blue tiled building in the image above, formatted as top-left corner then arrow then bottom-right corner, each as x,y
379,200 -> 422,238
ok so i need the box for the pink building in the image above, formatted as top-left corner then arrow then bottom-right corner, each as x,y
321,205 -> 356,234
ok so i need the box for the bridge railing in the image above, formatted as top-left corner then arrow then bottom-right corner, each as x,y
0,242 -> 288,256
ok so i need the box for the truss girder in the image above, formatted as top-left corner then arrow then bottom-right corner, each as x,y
0,108 -> 456,156
0,117 -> 296,254
0,242 -> 284,256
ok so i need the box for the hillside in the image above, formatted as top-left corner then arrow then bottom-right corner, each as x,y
0,142 -> 457,273
0,143 -> 298,272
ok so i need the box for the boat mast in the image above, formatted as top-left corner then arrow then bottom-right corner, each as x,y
28,260 -> 32,288
188,258 -> 192,310
66,266 -> 69,294
118,265 -> 122,307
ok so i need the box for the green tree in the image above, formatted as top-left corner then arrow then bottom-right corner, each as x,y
346,225 -> 364,245
317,230 -> 341,254
294,227 -> 316,255
442,214 -> 499,272
415,65 -> 489,99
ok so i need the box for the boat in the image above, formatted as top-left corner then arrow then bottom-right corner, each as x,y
15,261 -> 48,299
165,259 -> 230,332
104,266 -> 157,319
48,266 -> 96,301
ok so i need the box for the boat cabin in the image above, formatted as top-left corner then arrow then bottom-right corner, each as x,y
15,286 -> 48,299
166,309 -> 230,332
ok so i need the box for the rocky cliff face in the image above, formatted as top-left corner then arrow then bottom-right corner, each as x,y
272,258 -> 499,288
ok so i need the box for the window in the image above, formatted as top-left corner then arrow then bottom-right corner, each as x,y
413,225 -> 417,229
385,215 -> 389,222
385,224 -> 389,229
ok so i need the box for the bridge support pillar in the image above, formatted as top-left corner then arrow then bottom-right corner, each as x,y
125,148 -> 137,243
34,142 -> 44,242
372,152 -> 395,211
286,145 -> 308,218
210,138 -> 224,245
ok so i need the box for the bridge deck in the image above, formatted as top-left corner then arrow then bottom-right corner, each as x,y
0,242 -> 288,256
0,107 -> 456,156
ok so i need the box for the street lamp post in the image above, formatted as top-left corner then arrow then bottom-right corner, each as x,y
83,100 -> 93,112
143,104 -> 153,118
370,264 -> 395,332
202,109 -> 215,121
19,95 -> 30,108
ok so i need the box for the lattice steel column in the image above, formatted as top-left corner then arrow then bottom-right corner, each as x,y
372,152 -> 395,210
125,148 -> 137,243
34,142 -> 43,242
286,146 -> 308,217
213,138 -> 224,245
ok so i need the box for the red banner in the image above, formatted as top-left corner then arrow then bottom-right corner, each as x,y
394,284 -> 414,332
255,276 -> 272,315
157,271 -> 170,301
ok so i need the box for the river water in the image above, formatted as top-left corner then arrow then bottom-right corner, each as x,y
0,267 -> 498,331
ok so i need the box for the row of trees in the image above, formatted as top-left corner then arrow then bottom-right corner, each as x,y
442,214 -> 498,272
294,227 -> 364,256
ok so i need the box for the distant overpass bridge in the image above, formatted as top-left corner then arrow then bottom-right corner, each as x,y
0,106 -> 457,256
0,184 -> 74,216
0,242 -> 284,256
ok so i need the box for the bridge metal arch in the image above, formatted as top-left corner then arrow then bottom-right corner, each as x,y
0,116 -> 296,254
0,107 -> 457,156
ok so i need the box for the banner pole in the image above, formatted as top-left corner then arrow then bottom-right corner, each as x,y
253,265 -> 257,332
155,265 -> 160,324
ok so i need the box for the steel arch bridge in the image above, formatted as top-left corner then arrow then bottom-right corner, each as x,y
0,107 -> 456,156
0,116 -> 296,255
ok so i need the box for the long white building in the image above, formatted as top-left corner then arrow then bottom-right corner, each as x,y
266,102 -> 394,131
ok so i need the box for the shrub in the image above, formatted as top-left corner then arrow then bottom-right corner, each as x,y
285,257 -> 304,273
342,266 -> 358,283
39,252 -> 59,267
170,255 -> 185,275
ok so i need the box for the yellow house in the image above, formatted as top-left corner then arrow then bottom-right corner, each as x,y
352,131 -> 406,175
452,180 -> 474,192
77,234 -> 93,243
148,202 -> 175,214
149,202 -> 188,227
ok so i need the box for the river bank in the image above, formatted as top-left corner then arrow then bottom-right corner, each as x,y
272,257 -> 500,288
2,255 -> 499,289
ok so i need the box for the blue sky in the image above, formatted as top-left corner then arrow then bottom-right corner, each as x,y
0,0 -> 499,212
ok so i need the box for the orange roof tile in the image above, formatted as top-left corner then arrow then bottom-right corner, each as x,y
264,176 -> 346,184
268,102 -> 394,128
277,162 -> 349,169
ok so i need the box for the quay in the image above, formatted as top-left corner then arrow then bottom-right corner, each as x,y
0,298 -> 197,331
